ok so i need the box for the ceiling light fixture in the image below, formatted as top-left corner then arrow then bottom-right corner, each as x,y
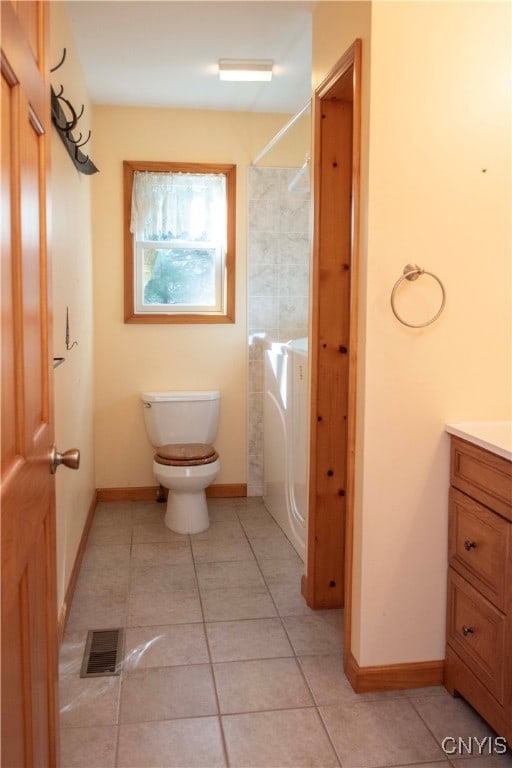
218,59 -> 273,82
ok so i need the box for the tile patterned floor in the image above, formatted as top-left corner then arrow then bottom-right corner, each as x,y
59,498 -> 512,768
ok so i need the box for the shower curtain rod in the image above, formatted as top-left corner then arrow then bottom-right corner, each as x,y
251,99 -> 311,166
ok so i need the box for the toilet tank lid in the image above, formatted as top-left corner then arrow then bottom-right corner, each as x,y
141,390 -> 220,403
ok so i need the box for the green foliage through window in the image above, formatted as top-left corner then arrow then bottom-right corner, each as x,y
142,247 -> 216,306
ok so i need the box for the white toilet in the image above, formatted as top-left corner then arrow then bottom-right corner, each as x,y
141,390 -> 221,534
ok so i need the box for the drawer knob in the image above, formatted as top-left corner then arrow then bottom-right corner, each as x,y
462,625 -> 475,636
463,540 -> 477,551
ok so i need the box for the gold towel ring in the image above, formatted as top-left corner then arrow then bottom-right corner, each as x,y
391,264 -> 446,328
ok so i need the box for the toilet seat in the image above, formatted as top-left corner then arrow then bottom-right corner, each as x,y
154,442 -> 219,467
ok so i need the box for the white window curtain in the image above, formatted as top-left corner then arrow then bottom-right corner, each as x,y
130,171 -> 226,244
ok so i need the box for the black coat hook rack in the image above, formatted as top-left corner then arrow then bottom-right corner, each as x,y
50,49 -> 99,175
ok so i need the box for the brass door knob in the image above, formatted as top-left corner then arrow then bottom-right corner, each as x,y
50,446 -> 80,474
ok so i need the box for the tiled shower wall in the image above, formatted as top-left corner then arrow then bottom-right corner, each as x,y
247,167 -> 311,495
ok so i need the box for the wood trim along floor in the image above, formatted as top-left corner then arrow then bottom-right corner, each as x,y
57,490 -> 98,644
345,651 -> 445,693
96,484 -> 247,503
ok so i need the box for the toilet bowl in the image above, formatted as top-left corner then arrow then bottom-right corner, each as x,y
141,391 -> 221,534
153,442 -> 220,533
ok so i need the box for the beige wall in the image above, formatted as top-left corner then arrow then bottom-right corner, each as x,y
91,106 -> 307,490
313,1 -> 511,666
50,3 -> 96,612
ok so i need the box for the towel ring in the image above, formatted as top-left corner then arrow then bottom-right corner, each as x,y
391,264 -> 446,328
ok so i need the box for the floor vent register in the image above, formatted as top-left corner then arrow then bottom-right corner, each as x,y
80,628 -> 124,678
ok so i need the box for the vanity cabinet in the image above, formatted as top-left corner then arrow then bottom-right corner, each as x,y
445,436 -> 512,743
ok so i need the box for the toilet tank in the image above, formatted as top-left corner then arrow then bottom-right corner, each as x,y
141,391 -> 220,447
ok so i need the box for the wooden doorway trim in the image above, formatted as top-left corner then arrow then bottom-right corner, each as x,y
303,40 -> 362,668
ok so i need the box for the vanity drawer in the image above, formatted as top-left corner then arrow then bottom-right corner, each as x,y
450,438 -> 512,521
447,569 -> 506,704
448,488 -> 510,610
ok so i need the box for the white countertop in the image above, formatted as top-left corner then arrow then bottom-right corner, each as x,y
446,421 -> 512,461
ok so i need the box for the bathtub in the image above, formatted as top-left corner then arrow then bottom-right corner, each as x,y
263,337 -> 308,561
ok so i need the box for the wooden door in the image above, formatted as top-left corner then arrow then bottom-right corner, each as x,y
1,2 -> 59,766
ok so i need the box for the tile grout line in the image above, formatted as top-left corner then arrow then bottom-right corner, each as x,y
235,503 -> 344,768
190,509 -> 231,768
113,508 -> 136,768
200,503 -> 330,764
407,695 -> 462,764
234,506 -> 306,661
113,704 -> 323,726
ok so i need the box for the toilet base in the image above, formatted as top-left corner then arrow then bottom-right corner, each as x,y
164,489 -> 210,534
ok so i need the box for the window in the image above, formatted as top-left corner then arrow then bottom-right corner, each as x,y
123,161 -> 236,323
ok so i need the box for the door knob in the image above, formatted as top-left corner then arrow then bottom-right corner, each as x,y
50,446 -> 80,474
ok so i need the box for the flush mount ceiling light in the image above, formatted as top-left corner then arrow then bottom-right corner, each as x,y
218,59 -> 273,82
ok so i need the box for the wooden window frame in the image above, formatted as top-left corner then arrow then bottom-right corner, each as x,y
123,160 -> 236,324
